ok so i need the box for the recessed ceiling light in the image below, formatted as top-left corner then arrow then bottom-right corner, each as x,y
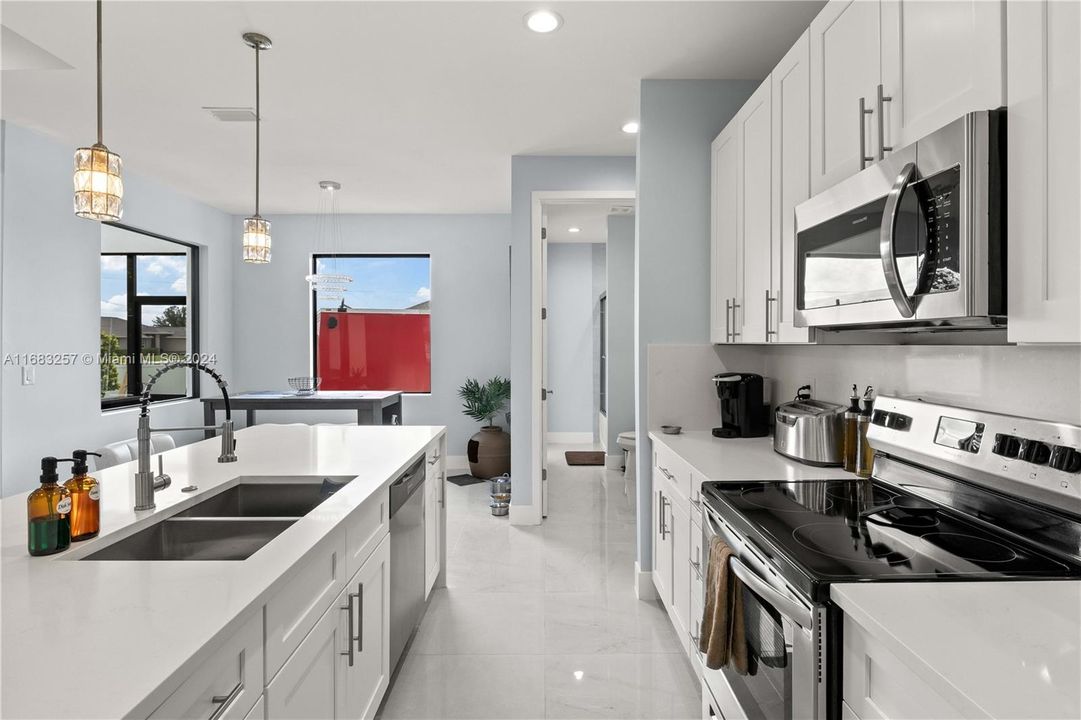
622,121 -> 640,134
525,10 -> 563,33
568,227 -> 581,233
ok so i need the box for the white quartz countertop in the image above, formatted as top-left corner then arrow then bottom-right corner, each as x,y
647,430 -> 850,482
1,423 -> 444,720
832,581 -> 1081,719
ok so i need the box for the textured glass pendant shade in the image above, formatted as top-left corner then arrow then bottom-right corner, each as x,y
242,216 -> 272,263
73,143 -> 123,220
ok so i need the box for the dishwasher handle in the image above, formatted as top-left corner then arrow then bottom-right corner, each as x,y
389,456 -> 427,517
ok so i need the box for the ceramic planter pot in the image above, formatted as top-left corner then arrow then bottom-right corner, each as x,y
467,426 -> 510,478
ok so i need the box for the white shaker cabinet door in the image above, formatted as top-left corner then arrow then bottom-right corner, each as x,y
880,0 -> 1005,155
738,77 -> 773,344
341,534 -> 391,720
711,122 -> 741,344
770,31 -> 813,344
669,494 -> 692,649
1007,0 -> 1081,343
266,592 -> 346,720
809,0 -> 881,194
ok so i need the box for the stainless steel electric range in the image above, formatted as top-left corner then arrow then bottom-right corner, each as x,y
700,395 -> 1081,720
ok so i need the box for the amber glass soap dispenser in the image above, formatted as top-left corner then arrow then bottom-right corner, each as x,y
65,450 -> 103,541
27,457 -> 74,556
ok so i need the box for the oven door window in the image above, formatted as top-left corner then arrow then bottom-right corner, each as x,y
797,192 -> 926,311
720,584 -> 793,720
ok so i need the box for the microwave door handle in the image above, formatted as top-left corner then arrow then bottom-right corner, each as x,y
880,161 -> 918,318
729,557 -> 814,631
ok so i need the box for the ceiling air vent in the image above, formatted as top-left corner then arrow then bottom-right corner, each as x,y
203,107 -> 257,122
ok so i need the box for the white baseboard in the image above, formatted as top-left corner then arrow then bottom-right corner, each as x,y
546,432 -> 594,444
606,453 -> 624,470
634,561 -> 658,601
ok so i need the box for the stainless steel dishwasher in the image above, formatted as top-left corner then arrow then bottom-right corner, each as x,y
389,456 -> 427,671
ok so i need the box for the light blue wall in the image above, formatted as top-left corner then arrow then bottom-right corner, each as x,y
509,156 -> 636,509
634,80 -> 758,567
605,214 -> 635,455
547,242 -> 597,434
230,213 -> 511,458
0,122 -> 235,496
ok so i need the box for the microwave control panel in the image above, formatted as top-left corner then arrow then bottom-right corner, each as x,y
915,165 -> 962,295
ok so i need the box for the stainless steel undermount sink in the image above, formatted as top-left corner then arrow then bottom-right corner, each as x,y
173,476 -> 356,518
82,518 -> 297,561
81,475 -> 357,561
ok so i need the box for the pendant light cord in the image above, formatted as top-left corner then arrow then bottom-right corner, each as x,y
96,0 -> 103,145
254,44 -> 261,217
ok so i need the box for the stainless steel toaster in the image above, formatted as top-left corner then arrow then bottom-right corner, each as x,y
773,399 -> 846,466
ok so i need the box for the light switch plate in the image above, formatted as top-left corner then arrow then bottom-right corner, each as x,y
21,366 -> 35,385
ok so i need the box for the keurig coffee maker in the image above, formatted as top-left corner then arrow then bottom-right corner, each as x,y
712,372 -> 769,438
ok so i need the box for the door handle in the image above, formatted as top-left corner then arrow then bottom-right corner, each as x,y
765,290 -> 777,340
730,299 -> 741,339
724,298 -> 732,342
858,97 -> 874,170
876,84 -> 893,160
356,582 -> 364,653
208,680 -> 244,720
880,161 -> 919,318
660,495 -> 670,539
340,591 -> 358,666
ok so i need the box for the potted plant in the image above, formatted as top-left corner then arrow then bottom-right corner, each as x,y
458,376 -> 511,478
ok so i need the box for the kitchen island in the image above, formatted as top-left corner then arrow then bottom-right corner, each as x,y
0,423 -> 446,720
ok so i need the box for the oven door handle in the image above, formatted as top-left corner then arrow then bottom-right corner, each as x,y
703,508 -> 814,630
729,557 -> 814,631
880,161 -> 919,319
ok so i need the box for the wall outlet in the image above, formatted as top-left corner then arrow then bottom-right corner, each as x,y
21,366 -> 35,386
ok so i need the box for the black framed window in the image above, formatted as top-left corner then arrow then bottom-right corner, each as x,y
100,224 -> 199,409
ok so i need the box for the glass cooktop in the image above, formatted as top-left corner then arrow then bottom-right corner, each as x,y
703,479 -> 1080,600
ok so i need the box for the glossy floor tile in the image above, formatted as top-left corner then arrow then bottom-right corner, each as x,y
379,444 -> 699,720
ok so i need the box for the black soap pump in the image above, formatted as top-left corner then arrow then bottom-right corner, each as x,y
27,457 -> 74,556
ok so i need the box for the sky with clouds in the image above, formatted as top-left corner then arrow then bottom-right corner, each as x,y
314,256 -> 431,311
101,254 -> 189,326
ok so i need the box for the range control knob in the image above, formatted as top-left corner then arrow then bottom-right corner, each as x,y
992,434 -> 1021,458
1049,445 -> 1081,473
1019,439 -> 1052,465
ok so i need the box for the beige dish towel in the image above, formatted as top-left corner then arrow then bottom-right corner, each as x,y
698,535 -> 748,673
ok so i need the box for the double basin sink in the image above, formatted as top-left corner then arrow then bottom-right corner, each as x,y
83,476 -> 355,562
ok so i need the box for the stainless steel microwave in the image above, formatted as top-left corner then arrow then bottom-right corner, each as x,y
794,110 -> 1005,331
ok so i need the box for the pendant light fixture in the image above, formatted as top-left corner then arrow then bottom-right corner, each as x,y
73,0 -> 123,221
305,181 -> 352,302
241,32 -> 272,264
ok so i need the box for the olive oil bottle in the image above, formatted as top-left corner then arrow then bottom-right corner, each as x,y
842,385 -> 861,473
855,387 -> 876,479
27,457 -> 74,556
65,450 -> 103,541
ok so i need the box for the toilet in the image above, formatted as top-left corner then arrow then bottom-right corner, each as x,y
616,431 -> 636,501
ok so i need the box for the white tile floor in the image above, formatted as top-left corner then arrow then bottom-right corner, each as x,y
379,443 -> 700,720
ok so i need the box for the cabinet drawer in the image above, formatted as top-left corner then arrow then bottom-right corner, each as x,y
149,611 -> 262,720
346,488 -> 388,581
265,529 -> 347,680
654,445 -> 691,501
843,614 -> 962,719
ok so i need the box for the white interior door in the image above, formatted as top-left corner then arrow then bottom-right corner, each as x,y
541,213 -> 550,518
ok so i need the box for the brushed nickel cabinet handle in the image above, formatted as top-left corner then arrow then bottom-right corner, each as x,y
731,299 -> 741,339
766,290 -> 778,340
340,592 -> 357,666
877,84 -> 893,160
724,298 -> 732,342
356,582 -> 364,653
859,97 -> 874,170
209,681 -> 243,720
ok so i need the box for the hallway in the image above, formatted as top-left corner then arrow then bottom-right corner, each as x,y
379,444 -> 700,719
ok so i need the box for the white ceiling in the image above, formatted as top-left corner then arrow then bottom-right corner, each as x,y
545,201 -> 631,244
1,1 -> 823,214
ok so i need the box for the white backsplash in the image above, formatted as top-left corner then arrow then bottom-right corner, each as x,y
722,343 -> 1081,425
646,344 -> 766,430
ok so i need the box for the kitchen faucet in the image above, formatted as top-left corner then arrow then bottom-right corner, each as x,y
134,361 -> 236,511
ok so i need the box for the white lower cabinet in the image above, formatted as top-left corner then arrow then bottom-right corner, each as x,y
843,614 -> 961,720
267,535 -> 391,720
669,496 -> 692,649
149,612 -> 263,720
424,444 -> 444,599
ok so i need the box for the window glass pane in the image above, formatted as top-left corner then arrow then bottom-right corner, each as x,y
315,256 -> 431,393
136,255 -> 188,296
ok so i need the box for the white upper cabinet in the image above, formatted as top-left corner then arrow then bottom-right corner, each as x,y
880,0 -> 1005,152
809,0 -> 882,194
738,78 -> 774,344
710,122 -> 741,344
770,31 -> 813,344
1007,0 -> 1081,343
